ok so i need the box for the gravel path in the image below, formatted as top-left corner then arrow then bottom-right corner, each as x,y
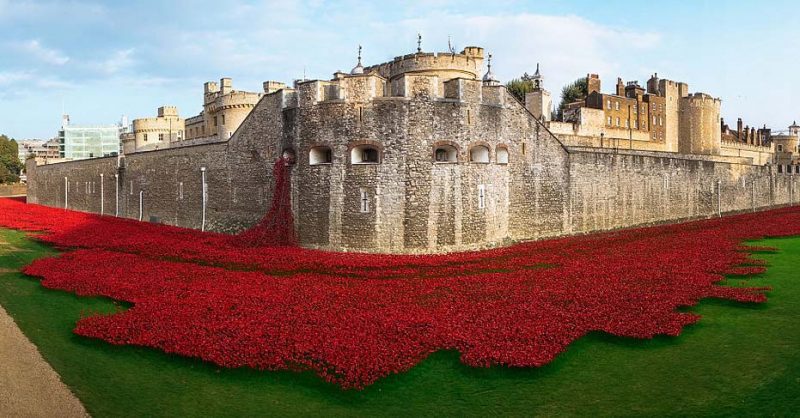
0,304 -> 88,417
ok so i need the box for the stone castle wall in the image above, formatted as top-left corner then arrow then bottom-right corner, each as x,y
25,73 -> 799,254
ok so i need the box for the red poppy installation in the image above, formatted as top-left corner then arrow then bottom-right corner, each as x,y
0,196 -> 797,389
237,158 -> 296,247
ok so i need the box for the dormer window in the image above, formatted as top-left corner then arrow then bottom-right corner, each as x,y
309,146 -> 333,165
351,145 -> 380,164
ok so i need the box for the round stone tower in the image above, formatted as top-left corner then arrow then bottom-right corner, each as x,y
679,93 -> 721,155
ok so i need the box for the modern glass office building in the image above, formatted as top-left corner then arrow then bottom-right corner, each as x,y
58,115 -> 127,160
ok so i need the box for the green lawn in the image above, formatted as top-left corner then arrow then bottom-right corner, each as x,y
0,228 -> 798,417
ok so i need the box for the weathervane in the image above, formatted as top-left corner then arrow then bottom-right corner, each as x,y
357,44 -> 362,66
417,33 -> 422,53
448,35 -> 455,54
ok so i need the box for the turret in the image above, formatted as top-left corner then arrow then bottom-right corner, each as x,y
790,121 -> 800,137
204,81 -> 219,95
679,93 -> 722,155
263,81 -> 287,94
587,74 -> 601,94
220,77 -> 233,95
525,63 -> 552,121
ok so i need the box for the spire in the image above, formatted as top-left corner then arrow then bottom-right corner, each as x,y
532,62 -> 543,90
482,53 -> 497,84
417,33 -> 422,53
350,44 -> 364,75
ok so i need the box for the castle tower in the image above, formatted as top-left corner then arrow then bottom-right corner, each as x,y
679,93 -> 721,155
660,78 -> 689,153
790,121 -> 800,137
525,63 -> 552,121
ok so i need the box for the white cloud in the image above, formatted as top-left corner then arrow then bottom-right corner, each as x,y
13,39 -> 70,65
373,13 -> 661,101
0,70 -> 33,86
85,48 -> 136,75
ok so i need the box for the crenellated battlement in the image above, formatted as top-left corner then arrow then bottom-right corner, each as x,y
681,92 -> 722,106
363,47 -> 484,82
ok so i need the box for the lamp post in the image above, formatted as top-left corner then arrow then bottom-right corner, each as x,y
201,166 -> 207,232
114,173 -> 119,217
100,173 -> 104,215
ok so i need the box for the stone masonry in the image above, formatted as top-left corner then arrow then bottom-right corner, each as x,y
25,45 -> 800,254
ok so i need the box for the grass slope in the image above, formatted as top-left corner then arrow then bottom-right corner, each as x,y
0,228 -> 798,417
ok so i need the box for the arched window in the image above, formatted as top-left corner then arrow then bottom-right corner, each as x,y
469,145 -> 490,163
496,146 -> 509,164
434,145 -> 458,163
351,145 -> 380,164
309,146 -> 332,165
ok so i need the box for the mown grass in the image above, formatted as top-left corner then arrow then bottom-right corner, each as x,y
0,228 -> 798,417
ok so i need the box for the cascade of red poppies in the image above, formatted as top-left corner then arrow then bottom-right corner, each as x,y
1,197 -> 799,389
237,158 -> 296,247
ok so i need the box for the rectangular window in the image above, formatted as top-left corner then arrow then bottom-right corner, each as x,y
221,115 -> 225,125
143,133 -> 148,142
634,120 -> 639,129
616,117 -> 620,126
179,182 -> 184,200
478,185 -> 485,209
521,142 -> 526,155
607,100 -> 611,109
158,133 -> 164,141
659,116 -> 663,126
778,165 -> 783,173
130,180 -> 133,195
615,101 -> 620,111
625,120 -> 629,128
796,166 -> 799,174
214,116 -> 218,127
359,188 -> 370,213
653,116 -> 657,125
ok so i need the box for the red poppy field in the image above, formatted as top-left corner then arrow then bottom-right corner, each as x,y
1,197 -> 798,389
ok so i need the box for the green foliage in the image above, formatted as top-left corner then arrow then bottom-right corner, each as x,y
0,228 -> 799,416
0,134 -> 23,183
505,72 -> 536,103
558,77 -> 589,119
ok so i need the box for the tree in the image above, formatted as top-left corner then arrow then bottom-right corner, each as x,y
505,72 -> 536,103
557,77 -> 589,120
0,135 -> 24,183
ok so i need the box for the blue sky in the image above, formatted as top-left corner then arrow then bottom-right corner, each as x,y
1,0 -> 798,139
